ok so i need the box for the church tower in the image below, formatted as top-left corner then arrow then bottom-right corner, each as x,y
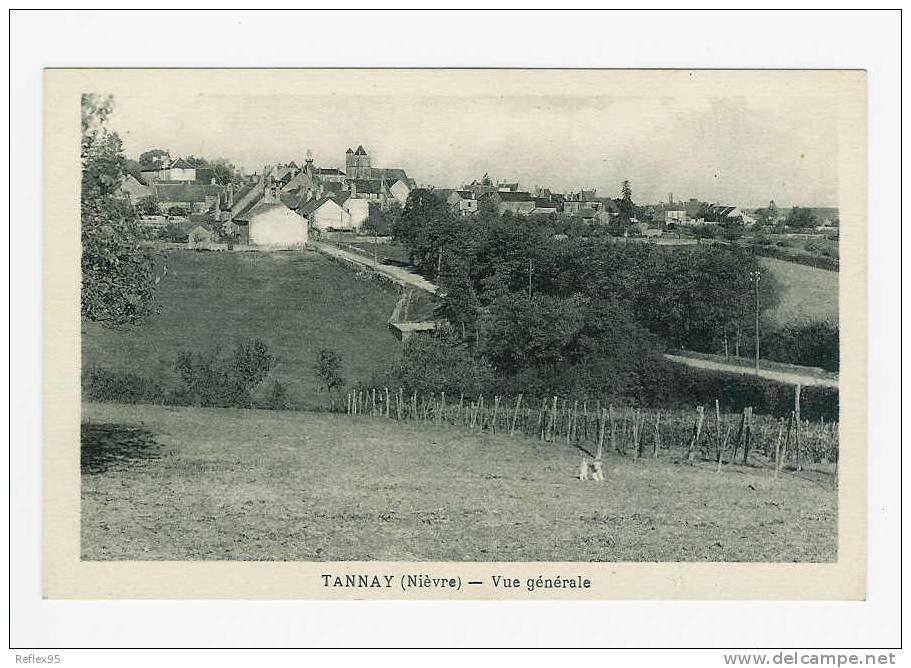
350,145 -> 371,179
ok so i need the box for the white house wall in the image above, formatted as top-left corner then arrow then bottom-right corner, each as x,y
390,180 -> 410,205
343,199 -> 369,230
311,202 -> 352,230
249,207 -> 309,248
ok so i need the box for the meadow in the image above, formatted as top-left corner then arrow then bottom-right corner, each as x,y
81,249 -> 403,409
82,401 -> 837,562
760,257 -> 838,326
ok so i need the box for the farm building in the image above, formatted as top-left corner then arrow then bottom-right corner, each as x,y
233,201 -> 308,248
388,179 -> 411,206
300,196 -> 353,231
154,183 -> 221,215
494,191 -> 536,215
141,156 -> 197,183
119,174 -> 153,202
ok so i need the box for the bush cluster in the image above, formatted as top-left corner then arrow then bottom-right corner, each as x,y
84,339 -> 296,411
762,321 -> 839,372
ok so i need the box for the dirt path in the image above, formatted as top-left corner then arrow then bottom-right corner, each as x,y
310,240 -> 439,294
664,353 -> 839,388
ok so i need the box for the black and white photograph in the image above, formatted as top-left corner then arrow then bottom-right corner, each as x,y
74,71 -> 850,566
11,7 -> 902,656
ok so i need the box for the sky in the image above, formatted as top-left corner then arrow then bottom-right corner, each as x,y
108,91 -> 839,209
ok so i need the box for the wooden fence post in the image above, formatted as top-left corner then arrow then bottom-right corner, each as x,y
780,411 -> 794,472
687,406 -> 705,463
535,398 -> 544,439
714,400 -> 722,464
717,424 -> 732,473
547,396 -> 558,442
597,407 -> 606,460
730,410 -> 745,465
385,387 -> 390,418
569,400 -> 578,444
773,421 -> 784,479
794,384 -> 802,472
582,401 -> 589,441
510,394 -> 523,437
653,411 -> 661,458
741,406 -> 753,465
609,405 -> 617,453
492,396 -> 501,434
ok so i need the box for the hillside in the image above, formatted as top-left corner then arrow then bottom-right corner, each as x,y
82,249 -> 403,409
82,402 -> 837,562
760,257 -> 838,326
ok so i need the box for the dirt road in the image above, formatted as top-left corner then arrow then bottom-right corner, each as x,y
664,353 -> 839,388
310,240 -> 439,294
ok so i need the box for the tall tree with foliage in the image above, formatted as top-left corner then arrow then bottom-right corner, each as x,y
616,179 -> 635,233
81,94 -> 159,328
785,206 -> 818,229
435,265 -> 481,342
139,148 -> 170,168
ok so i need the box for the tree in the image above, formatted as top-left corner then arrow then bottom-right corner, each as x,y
139,148 -> 170,168
210,159 -> 235,186
314,349 -> 345,395
81,94 -> 159,328
617,179 -> 635,233
135,195 -> 160,216
435,266 -> 481,341
785,206 -> 818,229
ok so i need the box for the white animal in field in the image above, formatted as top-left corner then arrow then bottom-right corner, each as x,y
578,457 -> 589,480
591,459 -> 605,482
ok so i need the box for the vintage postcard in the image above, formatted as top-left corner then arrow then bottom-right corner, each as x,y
43,68 -> 866,599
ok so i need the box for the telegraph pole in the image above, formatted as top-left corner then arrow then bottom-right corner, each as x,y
749,269 -> 761,374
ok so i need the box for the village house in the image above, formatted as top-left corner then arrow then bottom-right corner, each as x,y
493,191 -> 536,215
153,182 -> 222,215
141,156 -> 197,183
231,199 -> 308,248
388,179 -> 411,206
299,196 -> 352,231
118,173 -> 153,202
446,190 -> 479,216
562,190 -> 602,215
665,209 -> 688,225
530,198 -> 559,215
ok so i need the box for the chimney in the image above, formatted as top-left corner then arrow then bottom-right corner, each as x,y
350,180 -> 357,197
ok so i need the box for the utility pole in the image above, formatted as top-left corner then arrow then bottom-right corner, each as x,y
749,269 -> 761,374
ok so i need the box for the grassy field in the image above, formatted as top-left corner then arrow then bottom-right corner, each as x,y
82,250 -> 403,409
761,257 -> 838,326
82,401 -> 836,562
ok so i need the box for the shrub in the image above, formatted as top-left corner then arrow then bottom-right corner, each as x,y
172,339 -> 275,408
762,321 -> 839,372
83,366 -> 165,404
643,361 -> 838,422
256,380 -> 295,411
379,332 -> 496,398
135,195 -> 160,216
